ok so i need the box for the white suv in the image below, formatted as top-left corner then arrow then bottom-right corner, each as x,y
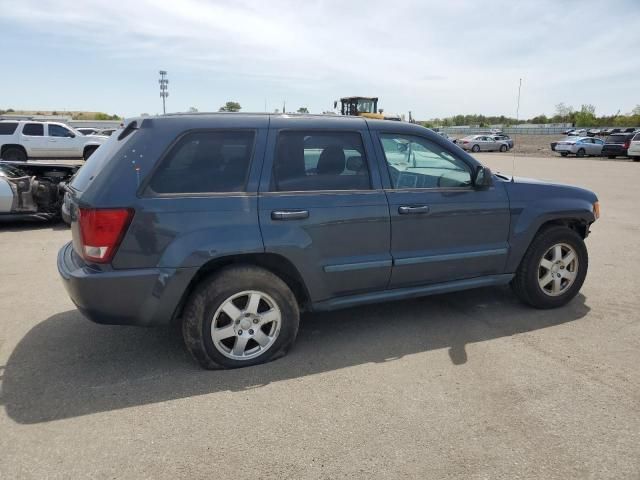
628,131 -> 640,161
0,120 -> 108,161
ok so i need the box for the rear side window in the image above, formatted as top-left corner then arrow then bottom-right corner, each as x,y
146,130 -> 255,194
272,131 -> 370,191
0,122 -> 18,135
22,123 -> 44,136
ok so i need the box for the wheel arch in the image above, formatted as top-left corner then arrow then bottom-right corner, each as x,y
171,252 -> 311,325
1,144 -> 27,159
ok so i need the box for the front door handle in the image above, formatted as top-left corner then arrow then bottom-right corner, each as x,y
398,205 -> 430,215
271,210 -> 309,221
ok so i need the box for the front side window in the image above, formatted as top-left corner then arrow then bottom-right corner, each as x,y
272,131 -> 370,192
48,124 -> 73,137
146,130 -> 255,194
22,123 -> 43,136
379,134 -> 472,189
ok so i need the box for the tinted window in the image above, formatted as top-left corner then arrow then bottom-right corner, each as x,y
633,133 -> 640,141
606,135 -> 627,144
49,124 -> 73,137
379,134 -> 472,189
22,123 -> 44,136
0,122 -> 18,135
272,131 -> 370,191
146,130 -> 254,194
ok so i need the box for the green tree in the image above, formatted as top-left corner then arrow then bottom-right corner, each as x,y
632,105 -> 640,116
188,107 -> 199,113
219,101 -> 241,112
575,104 -> 597,127
297,107 -> 309,114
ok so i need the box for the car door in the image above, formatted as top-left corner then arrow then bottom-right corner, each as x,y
592,138 -> 604,155
258,120 -> 391,302
20,122 -> 47,157
372,129 -> 511,288
47,124 -> 77,157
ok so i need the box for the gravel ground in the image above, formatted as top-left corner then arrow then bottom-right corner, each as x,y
0,154 -> 638,479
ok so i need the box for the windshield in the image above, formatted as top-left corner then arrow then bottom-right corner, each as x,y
356,99 -> 376,113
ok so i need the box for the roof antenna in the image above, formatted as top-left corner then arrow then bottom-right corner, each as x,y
512,78 -> 522,182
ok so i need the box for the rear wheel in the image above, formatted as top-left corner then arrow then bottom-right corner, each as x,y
2,147 -> 26,161
511,226 -> 588,309
576,148 -> 586,157
560,152 -> 568,157
471,144 -> 480,152
632,157 -> 640,162
608,155 -> 615,159
182,265 -> 300,369
499,144 -> 507,152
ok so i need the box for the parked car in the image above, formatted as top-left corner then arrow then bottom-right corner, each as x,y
435,131 -> 454,142
622,127 -> 638,133
587,129 -> 601,137
602,128 -> 621,136
458,135 -> 510,152
0,120 -> 107,161
94,128 -> 117,136
567,129 -> 587,137
555,137 -> 605,157
601,132 -> 635,158
492,134 -> 514,149
58,114 -> 599,369
627,131 -> 640,161
76,128 -> 98,136
0,161 -> 80,221
562,128 -> 575,135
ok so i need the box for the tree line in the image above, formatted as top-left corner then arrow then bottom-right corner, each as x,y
421,104 -> 640,128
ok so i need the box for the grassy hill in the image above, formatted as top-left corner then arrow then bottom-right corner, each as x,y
0,109 -> 121,120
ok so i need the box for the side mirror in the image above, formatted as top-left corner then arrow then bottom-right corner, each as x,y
474,166 -> 493,188
67,132 -> 75,138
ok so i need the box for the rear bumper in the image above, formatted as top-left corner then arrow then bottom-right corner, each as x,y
57,241 -> 197,326
601,146 -> 627,156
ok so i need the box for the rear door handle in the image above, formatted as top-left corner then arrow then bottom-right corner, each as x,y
271,210 -> 309,220
398,205 -> 430,215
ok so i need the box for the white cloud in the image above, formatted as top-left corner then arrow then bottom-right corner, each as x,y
1,0 -> 639,117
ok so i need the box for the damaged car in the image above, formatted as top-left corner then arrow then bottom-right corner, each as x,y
0,161 -> 81,221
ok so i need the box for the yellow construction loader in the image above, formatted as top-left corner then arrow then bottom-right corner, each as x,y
336,96 -> 401,121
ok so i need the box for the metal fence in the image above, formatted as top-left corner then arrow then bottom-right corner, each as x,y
441,126 -> 571,135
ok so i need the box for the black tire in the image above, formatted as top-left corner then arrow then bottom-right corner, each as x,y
2,146 -> 27,161
471,144 -> 480,152
560,152 -> 568,157
511,226 -> 588,309
632,157 -> 640,162
608,155 -> 615,159
576,148 -> 586,157
83,146 -> 98,160
499,144 -> 507,152
182,265 -> 300,369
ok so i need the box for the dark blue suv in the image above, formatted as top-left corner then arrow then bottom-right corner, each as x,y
58,114 -> 599,369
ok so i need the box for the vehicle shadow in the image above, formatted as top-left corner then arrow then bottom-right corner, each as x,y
0,219 -> 68,232
0,287 -> 590,424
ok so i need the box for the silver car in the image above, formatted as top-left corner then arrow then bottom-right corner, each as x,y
459,135 -> 510,152
555,137 -> 604,157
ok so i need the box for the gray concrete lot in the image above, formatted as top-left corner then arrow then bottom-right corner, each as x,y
0,154 -> 638,479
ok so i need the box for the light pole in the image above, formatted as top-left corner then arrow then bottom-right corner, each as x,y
159,70 -> 169,114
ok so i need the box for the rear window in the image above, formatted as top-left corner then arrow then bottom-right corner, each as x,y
606,135 -> 628,144
0,122 -> 18,135
145,130 -> 255,195
22,123 -> 44,136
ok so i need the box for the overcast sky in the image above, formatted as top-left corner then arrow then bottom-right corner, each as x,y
1,0 -> 638,119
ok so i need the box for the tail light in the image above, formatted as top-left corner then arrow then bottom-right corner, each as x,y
623,141 -> 630,149
78,208 -> 133,263
463,141 -> 469,144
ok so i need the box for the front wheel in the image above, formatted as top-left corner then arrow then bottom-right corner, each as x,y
499,144 -> 507,152
511,226 -> 588,309
182,265 -> 300,369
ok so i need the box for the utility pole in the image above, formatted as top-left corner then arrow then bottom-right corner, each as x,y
159,70 -> 169,114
